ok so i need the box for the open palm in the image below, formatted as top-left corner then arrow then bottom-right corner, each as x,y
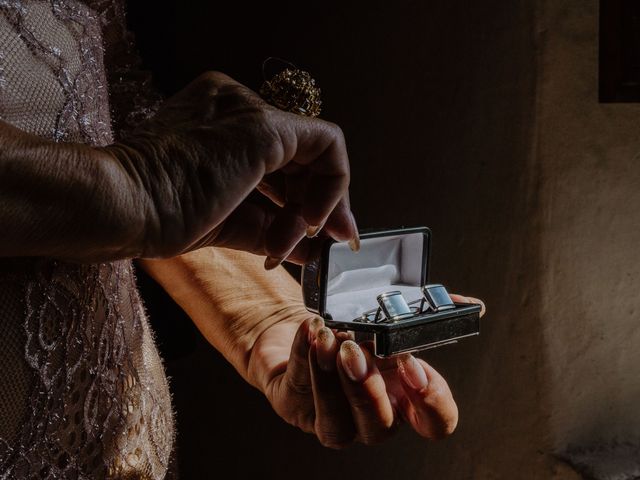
247,294 -> 483,448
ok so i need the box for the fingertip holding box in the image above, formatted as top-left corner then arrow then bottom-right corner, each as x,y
302,227 -> 481,357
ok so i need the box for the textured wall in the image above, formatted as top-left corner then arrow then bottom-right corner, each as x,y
538,0 -> 640,453
130,1 -> 640,478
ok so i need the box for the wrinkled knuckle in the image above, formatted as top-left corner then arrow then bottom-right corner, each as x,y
324,120 -> 343,138
332,123 -> 347,148
279,405 -> 314,433
430,425 -> 456,441
358,431 -> 387,447
424,386 -> 450,409
285,375 -> 312,397
425,416 -> 458,441
441,415 -> 458,437
340,167 -> 351,187
294,412 -> 316,433
326,122 -> 349,171
261,111 -> 282,143
318,432 -> 354,450
198,70 -> 232,88
260,117 -> 286,171
315,420 -> 356,448
349,396 -> 374,415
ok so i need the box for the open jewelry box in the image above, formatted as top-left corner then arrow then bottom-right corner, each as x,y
302,227 -> 481,357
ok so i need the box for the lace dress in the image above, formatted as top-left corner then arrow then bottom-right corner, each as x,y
0,1 -> 174,478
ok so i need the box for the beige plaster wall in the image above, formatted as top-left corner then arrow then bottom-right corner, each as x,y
538,0 -> 640,451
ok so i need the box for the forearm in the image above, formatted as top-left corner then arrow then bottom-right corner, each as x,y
0,121 -> 147,260
138,248 -> 307,385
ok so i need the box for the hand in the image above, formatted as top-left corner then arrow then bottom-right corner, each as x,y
247,294 -> 485,448
105,72 -> 357,262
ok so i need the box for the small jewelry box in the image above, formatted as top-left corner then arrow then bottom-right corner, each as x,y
302,227 -> 481,357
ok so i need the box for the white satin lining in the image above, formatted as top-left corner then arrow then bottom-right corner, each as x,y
325,233 -> 425,322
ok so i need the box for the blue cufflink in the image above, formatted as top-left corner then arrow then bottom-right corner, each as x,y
421,284 -> 455,312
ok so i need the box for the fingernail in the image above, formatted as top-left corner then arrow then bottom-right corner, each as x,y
397,355 -> 428,391
339,340 -> 367,382
316,327 -> 336,372
348,235 -> 360,253
348,211 -> 360,252
264,256 -> 283,270
306,224 -> 322,238
308,317 -> 324,343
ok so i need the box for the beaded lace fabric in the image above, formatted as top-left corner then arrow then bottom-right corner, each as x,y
0,1 -> 173,478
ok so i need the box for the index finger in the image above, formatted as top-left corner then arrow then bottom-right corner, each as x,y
257,172 -> 359,252
285,115 -> 351,231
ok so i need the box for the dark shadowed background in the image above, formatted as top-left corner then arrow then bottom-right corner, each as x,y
128,1 -> 538,478
126,1 -> 640,479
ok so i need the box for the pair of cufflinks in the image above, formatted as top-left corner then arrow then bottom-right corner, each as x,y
364,285 -> 455,323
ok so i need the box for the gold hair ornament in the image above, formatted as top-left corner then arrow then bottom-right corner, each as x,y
260,59 -> 322,117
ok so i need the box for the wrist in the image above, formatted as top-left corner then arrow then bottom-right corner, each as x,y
139,248 -> 306,383
87,145 -> 150,259
241,304 -> 310,391
0,118 -> 147,260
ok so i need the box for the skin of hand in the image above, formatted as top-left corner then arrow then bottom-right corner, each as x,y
139,248 -> 486,449
104,71 -> 358,263
0,72 -> 356,262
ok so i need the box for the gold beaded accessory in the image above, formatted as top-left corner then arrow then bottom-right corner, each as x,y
260,64 -> 322,117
